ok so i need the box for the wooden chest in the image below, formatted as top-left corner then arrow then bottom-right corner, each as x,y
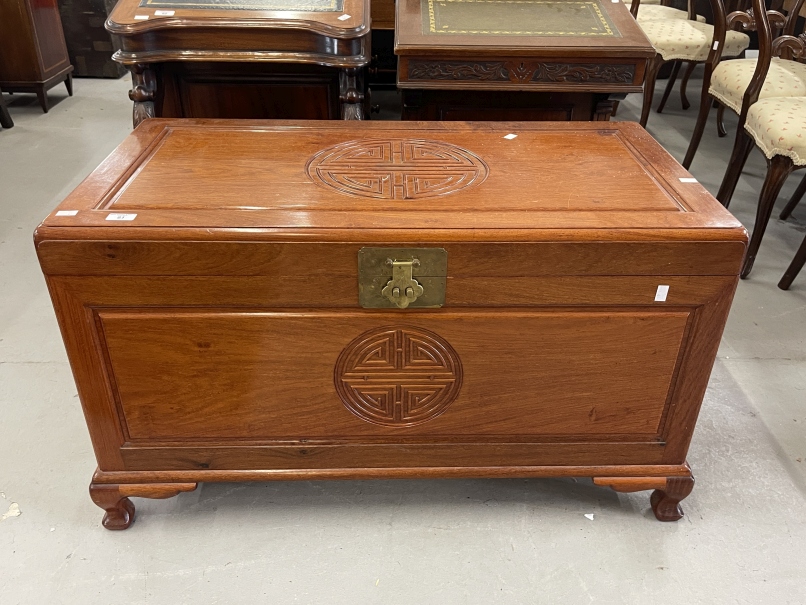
35,120 -> 747,529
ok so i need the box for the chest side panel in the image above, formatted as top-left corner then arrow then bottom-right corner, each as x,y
45,268 -> 737,471
99,309 -> 690,440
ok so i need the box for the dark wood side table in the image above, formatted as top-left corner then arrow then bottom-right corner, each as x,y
106,0 -> 370,127
395,0 -> 654,121
0,0 -> 74,113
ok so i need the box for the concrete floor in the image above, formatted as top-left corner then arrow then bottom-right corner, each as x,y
1,75 -> 805,604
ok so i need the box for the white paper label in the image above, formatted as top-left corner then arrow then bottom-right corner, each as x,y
106,213 -> 137,221
134,14 -> 149,20
679,177 -> 698,183
55,210 -> 78,216
338,13 -> 351,20
712,41 -> 719,51
655,285 -> 670,302
155,10 -> 175,15
503,133 -> 518,140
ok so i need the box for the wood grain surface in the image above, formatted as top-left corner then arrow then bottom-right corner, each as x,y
36,119 -> 746,525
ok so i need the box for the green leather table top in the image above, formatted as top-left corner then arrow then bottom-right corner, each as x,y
422,0 -> 620,37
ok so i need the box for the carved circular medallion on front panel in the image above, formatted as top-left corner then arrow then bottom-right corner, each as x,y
334,326 -> 463,427
305,139 -> 489,200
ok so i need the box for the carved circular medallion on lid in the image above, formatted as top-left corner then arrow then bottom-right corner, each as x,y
334,326 -> 463,427
306,139 -> 489,200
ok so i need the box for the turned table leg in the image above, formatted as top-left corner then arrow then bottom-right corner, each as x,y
593,469 -> 695,522
128,63 -> 157,128
90,481 -> 197,530
339,67 -> 365,120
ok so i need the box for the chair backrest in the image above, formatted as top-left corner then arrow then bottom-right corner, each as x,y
732,0 -> 806,118
628,0 -> 698,19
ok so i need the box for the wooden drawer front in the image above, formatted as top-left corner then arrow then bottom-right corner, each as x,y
97,309 -> 690,442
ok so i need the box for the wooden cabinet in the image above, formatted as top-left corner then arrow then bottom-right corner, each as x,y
395,0 -> 654,121
0,0 -> 74,112
105,0 -> 370,126
35,120 -> 747,529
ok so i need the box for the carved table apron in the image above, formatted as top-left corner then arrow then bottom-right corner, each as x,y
35,119 -> 747,529
395,0 -> 655,121
105,0 -> 370,126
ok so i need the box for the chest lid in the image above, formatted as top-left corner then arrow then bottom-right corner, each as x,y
38,119 -> 745,240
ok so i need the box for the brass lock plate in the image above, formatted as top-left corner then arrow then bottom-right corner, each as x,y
358,248 -> 447,309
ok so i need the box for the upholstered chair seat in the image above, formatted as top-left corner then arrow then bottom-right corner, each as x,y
636,5 -> 705,22
639,19 -> 750,61
709,58 -> 806,113
744,97 -> 806,165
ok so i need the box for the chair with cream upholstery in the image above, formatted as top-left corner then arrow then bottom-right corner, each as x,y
636,5 -> 706,22
682,0 -> 806,170
719,11 -> 806,279
741,95 -> 806,279
634,0 -> 751,127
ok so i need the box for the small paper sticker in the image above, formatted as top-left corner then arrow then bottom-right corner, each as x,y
134,14 -> 149,20
712,41 -> 719,51
154,9 -> 175,15
503,133 -> 518,140
338,13 -> 351,20
106,213 -> 137,221
679,177 -> 698,183
655,285 -> 670,302
55,210 -> 78,216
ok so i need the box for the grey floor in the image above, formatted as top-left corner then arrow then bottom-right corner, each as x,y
1,75 -> 805,604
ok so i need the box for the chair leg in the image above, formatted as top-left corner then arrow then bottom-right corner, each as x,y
716,129 -> 754,208
716,103 -> 727,137
682,88 -> 714,169
657,61 -> 682,114
640,55 -> 664,128
779,230 -> 806,290
780,173 -> 806,220
65,73 -> 73,96
742,155 -> 795,278
680,61 -> 698,110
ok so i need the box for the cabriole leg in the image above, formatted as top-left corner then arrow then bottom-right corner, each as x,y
742,155 -> 795,278
716,102 -> 727,137
680,61 -> 698,110
650,476 -> 695,522
89,484 -> 135,530
682,87 -> 713,168
593,470 -> 695,522
716,129 -> 754,208
89,481 -> 197,530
